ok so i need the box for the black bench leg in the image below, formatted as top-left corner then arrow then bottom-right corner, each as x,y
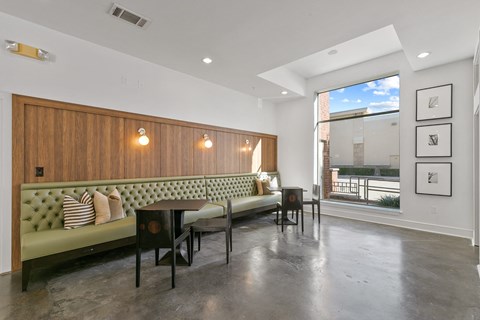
197,232 -> 201,251
136,247 -> 141,288
186,235 -> 192,266
301,208 -> 304,233
22,260 -> 32,292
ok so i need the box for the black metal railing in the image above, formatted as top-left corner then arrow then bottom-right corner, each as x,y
332,181 -> 358,196
330,176 -> 400,205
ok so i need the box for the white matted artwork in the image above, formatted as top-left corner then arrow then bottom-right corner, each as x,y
415,123 -> 452,157
415,162 -> 452,196
416,84 -> 452,121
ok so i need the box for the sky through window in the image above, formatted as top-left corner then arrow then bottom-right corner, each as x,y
328,75 -> 399,114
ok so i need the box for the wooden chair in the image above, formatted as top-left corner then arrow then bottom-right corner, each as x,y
277,188 -> 304,232
303,184 -> 320,221
135,209 -> 192,288
190,199 -> 233,264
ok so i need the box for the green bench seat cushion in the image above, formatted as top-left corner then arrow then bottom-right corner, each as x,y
21,216 -> 136,261
184,203 -> 225,224
214,194 -> 281,215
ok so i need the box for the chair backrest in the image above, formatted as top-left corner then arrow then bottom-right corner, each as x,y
312,184 -> 320,199
136,209 -> 173,249
226,199 -> 233,228
282,188 -> 303,211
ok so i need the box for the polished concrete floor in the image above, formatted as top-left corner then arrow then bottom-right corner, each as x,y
1,214 -> 479,320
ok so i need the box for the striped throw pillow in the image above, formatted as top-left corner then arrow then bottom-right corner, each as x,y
63,192 -> 95,229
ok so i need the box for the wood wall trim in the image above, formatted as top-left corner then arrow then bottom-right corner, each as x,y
11,94 -> 277,271
12,96 -> 24,271
13,95 -> 277,139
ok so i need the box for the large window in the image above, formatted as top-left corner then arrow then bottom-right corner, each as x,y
315,75 -> 400,208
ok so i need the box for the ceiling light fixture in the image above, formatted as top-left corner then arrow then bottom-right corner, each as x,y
202,57 -> 213,64
417,52 -> 430,59
328,49 -> 338,55
281,91 -> 288,95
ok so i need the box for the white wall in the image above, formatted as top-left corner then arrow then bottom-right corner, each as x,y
276,52 -> 474,239
0,12 -> 278,273
0,12 -> 277,133
0,92 -> 12,274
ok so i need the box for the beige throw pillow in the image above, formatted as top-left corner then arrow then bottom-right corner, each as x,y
108,189 -> 125,221
94,191 -> 111,225
256,178 -> 264,195
261,179 -> 273,195
93,189 -> 125,224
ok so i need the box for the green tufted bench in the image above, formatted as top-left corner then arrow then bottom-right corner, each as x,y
20,172 -> 280,291
205,173 -> 281,216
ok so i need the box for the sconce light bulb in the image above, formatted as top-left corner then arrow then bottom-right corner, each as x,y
139,135 -> 149,146
204,134 -> 213,148
205,139 -> 213,148
138,128 -> 149,145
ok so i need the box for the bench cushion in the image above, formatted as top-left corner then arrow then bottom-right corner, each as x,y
214,194 -> 281,215
184,203 -> 225,224
22,216 -> 136,261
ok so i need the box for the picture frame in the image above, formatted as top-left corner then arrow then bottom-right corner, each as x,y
416,84 -> 452,121
415,162 -> 452,197
415,123 -> 452,157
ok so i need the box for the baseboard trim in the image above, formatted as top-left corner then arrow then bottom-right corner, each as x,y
320,201 -> 472,239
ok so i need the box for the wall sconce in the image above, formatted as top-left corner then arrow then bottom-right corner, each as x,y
138,128 -> 149,145
5,40 -> 50,61
203,134 -> 213,148
245,139 -> 252,151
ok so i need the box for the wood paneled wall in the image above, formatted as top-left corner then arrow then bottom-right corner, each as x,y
11,94 -> 277,270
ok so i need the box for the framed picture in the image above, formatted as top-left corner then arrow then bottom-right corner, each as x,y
415,162 -> 452,196
416,84 -> 452,121
415,123 -> 452,157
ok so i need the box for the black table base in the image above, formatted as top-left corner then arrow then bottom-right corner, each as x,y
157,246 -> 190,266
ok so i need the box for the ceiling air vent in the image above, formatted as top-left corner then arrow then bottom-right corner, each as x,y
109,3 -> 150,29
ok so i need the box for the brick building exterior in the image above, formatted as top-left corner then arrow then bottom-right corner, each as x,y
318,92 -> 331,198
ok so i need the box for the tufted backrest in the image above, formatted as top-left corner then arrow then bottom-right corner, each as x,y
205,172 -> 281,202
21,176 -> 206,235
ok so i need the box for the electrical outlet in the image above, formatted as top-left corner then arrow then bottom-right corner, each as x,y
35,167 -> 44,177
430,206 -> 437,214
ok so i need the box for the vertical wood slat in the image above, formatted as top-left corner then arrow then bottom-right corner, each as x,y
216,131 -> 240,174
193,128 -> 217,175
124,119 -> 162,179
24,107 -> 126,182
239,135 -> 261,173
262,137 -> 277,172
11,96 -> 24,271
160,124 -> 194,177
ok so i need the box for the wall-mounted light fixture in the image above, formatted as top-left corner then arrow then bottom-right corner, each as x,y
138,128 -> 149,145
203,134 -> 213,148
245,139 -> 252,151
5,40 -> 50,61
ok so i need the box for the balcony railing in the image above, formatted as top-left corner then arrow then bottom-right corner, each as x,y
330,176 -> 399,205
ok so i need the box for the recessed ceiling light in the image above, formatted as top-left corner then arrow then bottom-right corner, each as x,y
281,91 -> 288,95
202,57 -> 213,64
417,52 -> 430,59
328,49 -> 338,55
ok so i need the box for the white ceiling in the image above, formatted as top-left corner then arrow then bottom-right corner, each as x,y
0,0 -> 479,101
